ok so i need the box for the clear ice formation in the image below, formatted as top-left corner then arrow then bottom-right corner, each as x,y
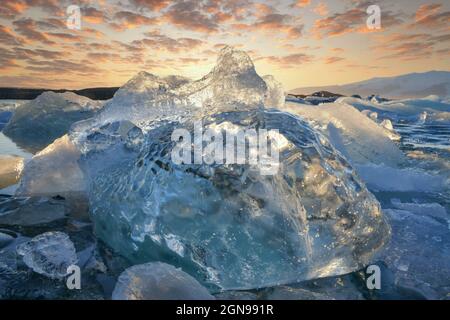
262,75 -> 285,109
66,47 -> 390,290
335,96 -> 450,124
16,135 -> 86,196
0,232 -> 14,249
282,97 -> 445,192
3,91 -> 103,153
16,231 -> 77,279
112,262 -> 214,300
281,101 -> 405,167
0,195 -> 66,226
85,109 -> 390,290
15,47 -> 285,197
77,46 -> 272,131
377,208 -> 450,299
98,72 -> 191,125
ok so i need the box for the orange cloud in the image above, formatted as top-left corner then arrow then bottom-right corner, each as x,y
313,3 -> 328,16
231,13 -> 304,39
260,53 -> 313,68
312,7 -> 402,38
0,24 -> 23,45
1,0 -> 448,91
162,1 -> 219,33
415,4 -> 442,21
0,48 -> 20,70
12,18 -> 54,45
295,0 -> 311,8
372,31 -> 450,61
414,3 -> 450,29
9,2 -> 28,13
129,0 -> 170,12
132,31 -> 204,53
83,27 -> 105,39
0,1 -> 29,19
331,47 -> 344,53
47,32 -> 84,42
86,52 -> 122,63
324,56 -> 344,64
83,7 -> 107,24
112,11 -> 159,31
253,3 -> 274,17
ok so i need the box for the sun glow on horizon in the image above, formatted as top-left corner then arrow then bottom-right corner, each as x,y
0,0 -> 449,91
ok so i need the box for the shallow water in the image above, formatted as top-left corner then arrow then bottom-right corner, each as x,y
388,120 -> 450,209
395,122 -> 450,157
0,133 -> 32,195
0,132 -> 33,160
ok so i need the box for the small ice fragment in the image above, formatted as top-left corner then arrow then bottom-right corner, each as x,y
16,231 -> 77,279
112,262 -> 214,300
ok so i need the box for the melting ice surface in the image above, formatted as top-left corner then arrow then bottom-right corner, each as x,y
16,231 -> 77,280
86,110 -> 389,290
112,262 -> 214,300
283,96 -> 450,194
3,92 -> 103,153
68,47 -> 390,290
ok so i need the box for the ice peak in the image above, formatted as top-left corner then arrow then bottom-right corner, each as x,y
122,72 -> 168,93
98,47 -> 284,124
3,91 -> 102,153
120,72 -> 190,95
136,70 -> 153,78
35,91 -> 95,107
214,46 -> 256,76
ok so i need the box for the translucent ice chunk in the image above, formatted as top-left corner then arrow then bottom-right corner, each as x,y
379,119 -> 401,141
355,163 -> 445,192
112,262 -> 214,300
377,209 -> 450,299
16,231 -> 77,279
282,101 -> 405,166
390,199 -> 448,221
174,46 -> 268,114
263,75 -> 285,109
87,109 -> 390,291
16,120 -> 145,197
16,135 -> 86,196
0,232 -> 14,249
99,72 -> 191,125
3,92 -> 103,153
380,119 -> 393,131
96,46 -> 268,129
336,96 -> 450,124
0,195 -> 66,226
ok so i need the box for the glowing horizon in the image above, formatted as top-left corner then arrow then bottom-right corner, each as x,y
0,0 -> 449,91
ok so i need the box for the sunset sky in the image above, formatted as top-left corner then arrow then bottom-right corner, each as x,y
0,0 -> 449,91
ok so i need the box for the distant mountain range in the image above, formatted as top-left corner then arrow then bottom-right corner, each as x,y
2,71 -> 449,101
0,87 -> 119,100
290,71 -> 450,99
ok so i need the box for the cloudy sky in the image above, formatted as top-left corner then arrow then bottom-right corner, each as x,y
0,0 -> 449,90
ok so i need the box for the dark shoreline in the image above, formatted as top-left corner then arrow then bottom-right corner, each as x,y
0,87 -> 119,101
